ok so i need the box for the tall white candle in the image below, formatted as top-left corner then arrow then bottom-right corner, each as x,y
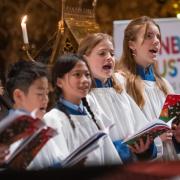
21,15 -> 29,44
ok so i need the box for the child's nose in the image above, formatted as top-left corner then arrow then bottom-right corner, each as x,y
153,36 -> 160,45
81,75 -> 89,83
106,52 -> 114,61
42,94 -> 49,104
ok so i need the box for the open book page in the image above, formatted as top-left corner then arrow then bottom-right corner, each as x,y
122,119 -> 171,146
122,94 -> 180,146
61,131 -> 108,168
60,123 -> 115,168
0,110 -> 45,145
159,94 -> 180,124
5,127 -> 57,169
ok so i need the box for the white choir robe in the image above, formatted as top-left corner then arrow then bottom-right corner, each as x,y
4,109 -> 67,170
87,73 -> 162,159
142,78 -> 179,160
28,110 -> 70,170
27,137 -> 67,170
40,108 -> 122,166
118,73 -> 179,160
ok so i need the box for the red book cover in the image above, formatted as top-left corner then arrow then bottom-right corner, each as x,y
159,94 -> 180,124
0,113 -> 45,145
8,127 -> 57,170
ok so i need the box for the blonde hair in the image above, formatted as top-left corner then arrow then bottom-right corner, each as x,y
116,16 -> 169,108
78,33 -> 122,93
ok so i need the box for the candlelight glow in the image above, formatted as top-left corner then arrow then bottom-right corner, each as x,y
21,15 -> 27,24
21,15 -> 29,44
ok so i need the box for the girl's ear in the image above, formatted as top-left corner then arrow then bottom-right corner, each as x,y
56,78 -> 63,88
128,40 -> 135,50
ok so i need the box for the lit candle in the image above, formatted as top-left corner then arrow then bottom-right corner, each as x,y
21,15 -> 29,44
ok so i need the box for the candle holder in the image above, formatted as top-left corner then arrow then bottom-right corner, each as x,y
22,44 -> 35,61
49,0 -> 66,64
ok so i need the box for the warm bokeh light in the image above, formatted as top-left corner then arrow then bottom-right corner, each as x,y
177,13 -> 180,19
173,3 -> 178,9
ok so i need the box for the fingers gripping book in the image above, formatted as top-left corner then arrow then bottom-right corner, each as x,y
123,94 -> 180,146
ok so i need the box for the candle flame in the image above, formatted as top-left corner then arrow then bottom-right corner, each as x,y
21,15 -> 27,24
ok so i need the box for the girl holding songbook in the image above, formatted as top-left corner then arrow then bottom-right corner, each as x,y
78,33 -> 159,162
115,16 -> 179,160
43,54 -> 122,166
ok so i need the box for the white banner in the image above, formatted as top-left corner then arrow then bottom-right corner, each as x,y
113,18 -> 180,93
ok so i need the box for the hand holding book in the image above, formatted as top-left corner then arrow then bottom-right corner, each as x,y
129,135 -> 152,154
123,120 -> 171,146
123,94 -> 180,146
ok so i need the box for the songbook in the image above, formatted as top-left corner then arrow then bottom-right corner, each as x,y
123,94 -> 180,146
61,124 -> 115,168
159,94 -> 180,125
6,127 -> 57,169
0,110 -> 45,145
122,119 -> 172,146
0,110 -> 57,169
61,131 -> 108,168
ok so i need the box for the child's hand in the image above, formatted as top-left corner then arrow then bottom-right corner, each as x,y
129,136 -> 151,154
173,124 -> 180,142
159,131 -> 173,142
0,144 -> 9,165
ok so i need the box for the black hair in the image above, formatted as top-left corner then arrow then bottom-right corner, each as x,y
52,54 -> 91,85
6,60 -> 48,103
82,97 -> 100,130
52,53 -> 100,130
56,101 -> 76,129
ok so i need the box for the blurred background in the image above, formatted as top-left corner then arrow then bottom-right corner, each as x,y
0,0 -> 180,83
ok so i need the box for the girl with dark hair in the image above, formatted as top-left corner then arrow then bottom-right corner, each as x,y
43,53 -> 121,166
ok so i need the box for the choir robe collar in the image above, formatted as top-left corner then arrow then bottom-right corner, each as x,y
136,64 -> 155,81
56,97 -> 87,115
8,108 -> 30,116
95,78 -> 113,88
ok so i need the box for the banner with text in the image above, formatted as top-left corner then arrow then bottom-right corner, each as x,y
114,18 -> 180,93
